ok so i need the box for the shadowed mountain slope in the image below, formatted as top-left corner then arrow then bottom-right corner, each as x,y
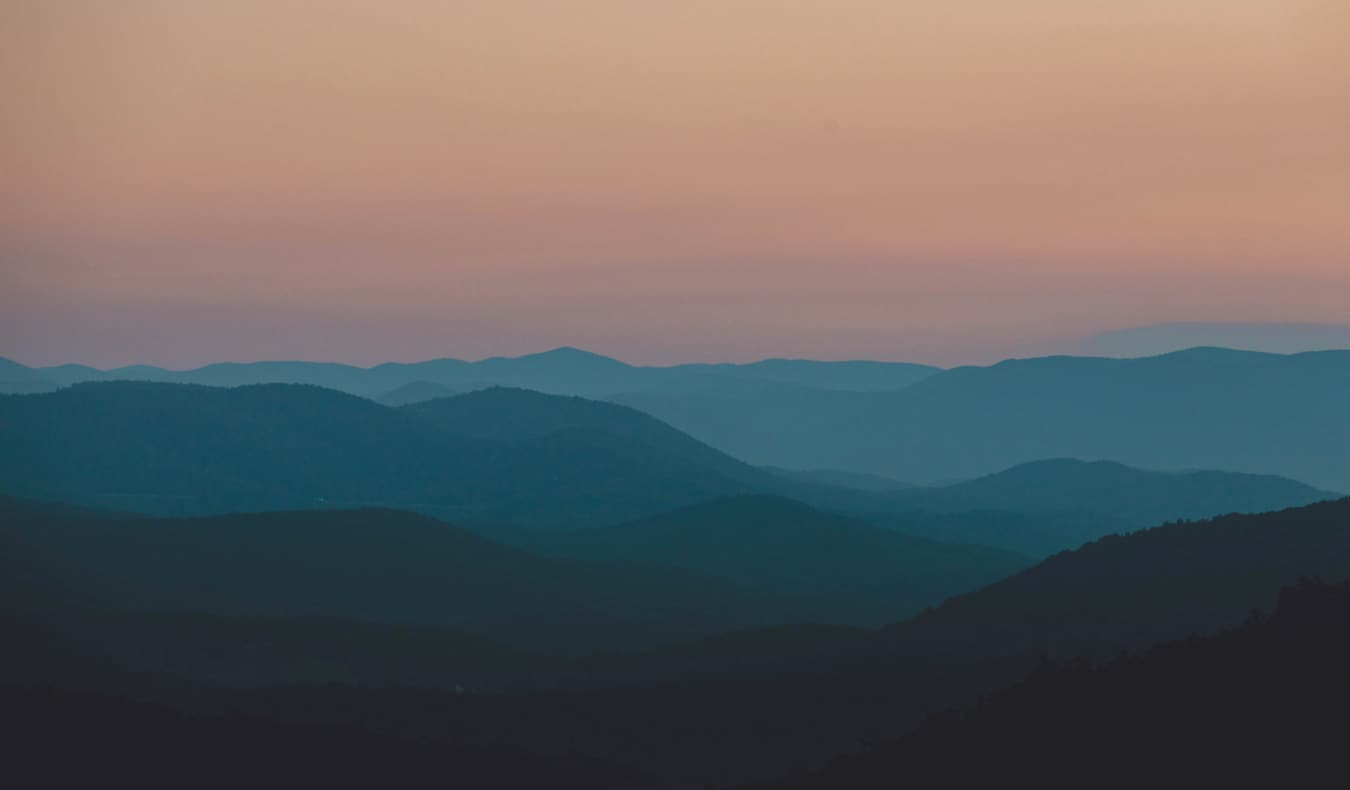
5,498 -> 1349,787
0,505 -> 859,654
741,578 -> 1350,790
375,380 -> 464,406
183,498 -> 1350,786
526,495 -> 1030,617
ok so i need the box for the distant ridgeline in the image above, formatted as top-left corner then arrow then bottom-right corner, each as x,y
6,346 -> 1348,492
0,347 -> 939,399
611,347 -> 1350,493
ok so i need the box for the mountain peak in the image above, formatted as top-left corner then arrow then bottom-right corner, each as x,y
528,346 -> 627,364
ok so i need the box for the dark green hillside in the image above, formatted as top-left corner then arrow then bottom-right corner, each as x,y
883,497 -> 1350,661
405,385 -> 762,483
375,380 -> 464,406
0,506 -> 855,654
0,381 -> 482,514
0,382 -> 763,525
530,495 -> 1030,618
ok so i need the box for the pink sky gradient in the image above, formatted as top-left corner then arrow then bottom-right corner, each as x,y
3,1 -> 1348,367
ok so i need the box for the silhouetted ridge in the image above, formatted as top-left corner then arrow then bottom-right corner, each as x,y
879,497 -> 1350,659
741,578 -> 1350,790
0,348 -> 940,398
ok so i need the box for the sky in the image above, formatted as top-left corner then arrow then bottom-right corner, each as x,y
3,0 -> 1348,367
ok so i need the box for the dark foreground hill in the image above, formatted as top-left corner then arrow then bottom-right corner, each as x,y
612,348 -> 1350,492
186,498 -> 1350,786
10,498 -> 1344,787
332,498 -> 1350,784
1,687 -> 663,790
0,506 -> 861,654
741,578 -> 1350,790
526,495 -> 1030,616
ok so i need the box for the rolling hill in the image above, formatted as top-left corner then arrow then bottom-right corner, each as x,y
610,348 -> 1350,492
0,381 -> 771,525
375,380 -> 465,406
865,458 -> 1337,556
906,458 -> 1336,524
0,505 -> 859,654
525,495 -> 1030,618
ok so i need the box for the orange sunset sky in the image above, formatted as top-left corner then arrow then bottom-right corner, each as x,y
3,0 -> 1348,366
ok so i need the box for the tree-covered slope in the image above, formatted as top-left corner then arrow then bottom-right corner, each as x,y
742,578 -> 1350,790
0,382 -> 763,525
0,505 -> 857,654
528,495 -> 1030,618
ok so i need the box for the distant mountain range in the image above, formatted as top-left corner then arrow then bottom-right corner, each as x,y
3,377 -> 1334,564
1085,321 -> 1350,357
0,347 -> 938,398
2,382 -> 1331,550
11,346 -> 1348,489
613,347 -> 1350,491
